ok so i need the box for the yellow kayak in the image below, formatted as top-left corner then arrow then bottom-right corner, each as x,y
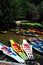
10,39 -> 28,60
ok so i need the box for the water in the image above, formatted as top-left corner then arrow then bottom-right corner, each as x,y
0,31 -> 43,65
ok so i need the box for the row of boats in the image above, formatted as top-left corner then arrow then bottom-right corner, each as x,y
0,37 -> 43,63
16,31 -> 38,37
16,29 -> 43,36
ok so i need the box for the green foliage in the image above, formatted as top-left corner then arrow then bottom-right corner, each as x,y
37,1 -> 43,21
26,3 -> 39,21
14,0 -> 27,20
29,0 -> 42,5
0,0 -> 17,30
0,0 -> 43,30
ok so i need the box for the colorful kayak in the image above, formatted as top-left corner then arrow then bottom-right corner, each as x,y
10,39 -> 28,61
0,43 -> 25,63
22,39 -> 34,60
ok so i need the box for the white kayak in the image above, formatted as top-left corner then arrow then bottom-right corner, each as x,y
22,39 -> 34,60
0,43 -> 25,63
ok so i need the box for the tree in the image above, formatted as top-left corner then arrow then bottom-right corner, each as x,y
26,3 -> 39,21
37,1 -> 43,22
29,0 -> 43,6
0,0 -> 16,30
14,0 -> 27,20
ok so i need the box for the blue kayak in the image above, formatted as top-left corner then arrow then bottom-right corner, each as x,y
33,37 -> 43,43
29,37 -> 43,47
31,42 -> 43,54
31,38 -> 43,47
34,40 -> 43,46
27,40 -> 43,54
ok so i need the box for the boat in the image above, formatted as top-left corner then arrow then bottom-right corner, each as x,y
28,29 -> 36,33
23,32 -> 38,37
35,37 -> 43,43
29,29 -> 43,35
1,31 -> 7,34
0,43 -> 25,63
30,38 -> 43,48
29,37 -> 43,46
31,44 -> 43,54
16,31 -> 23,35
27,39 -> 43,54
10,39 -> 28,61
34,30 -> 43,35
33,39 -> 43,46
16,30 -> 38,37
22,39 -> 34,60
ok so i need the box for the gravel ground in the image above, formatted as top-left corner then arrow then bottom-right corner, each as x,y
0,63 -> 11,65
0,61 -> 26,65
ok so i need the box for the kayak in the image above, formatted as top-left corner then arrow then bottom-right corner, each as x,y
32,37 -> 43,42
28,37 -> 43,46
0,43 -> 25,63
32,44 -> 43,54
16,31 -> 38,37
29,29 -> 43,35
23,32 -> 38,37
22,39 -> 34,60
10,39 -> 28,61
33,40 -> 43,47
34,30 -> 43,35
27,40 -> 43,54
29,37 -> 43,47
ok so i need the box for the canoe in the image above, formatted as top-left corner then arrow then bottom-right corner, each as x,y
10,39 -> 28,61
0,43 -> 25,63
22,39 -> 34,60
